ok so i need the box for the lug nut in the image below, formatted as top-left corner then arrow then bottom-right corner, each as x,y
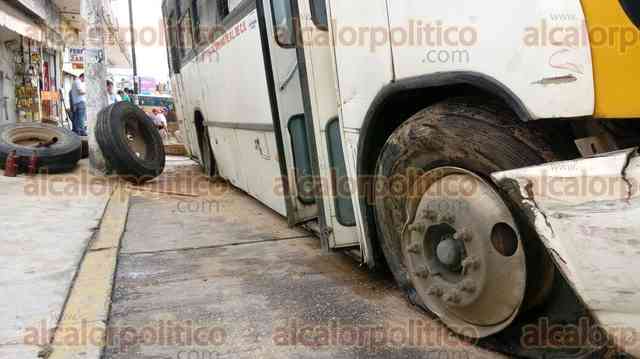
414,266 -> 430,278
428,286 -> 443,297
439,214 -> 455,224
462,256 -> 480,274
454,230 -> 471,243
409,223 -> 426,233
443,290 -> 461,304
459,279 -> 477,293
407,242 -> 422,254
421,210 -> 438,221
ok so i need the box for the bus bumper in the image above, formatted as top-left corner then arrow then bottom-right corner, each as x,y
492,148 -> 640,356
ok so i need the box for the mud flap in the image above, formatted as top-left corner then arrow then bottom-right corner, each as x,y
492,147 -> 640,357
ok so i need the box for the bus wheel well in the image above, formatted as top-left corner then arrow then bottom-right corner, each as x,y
194,110 -> 207,158
194,110 -> 205,138
357,83 -> 577,271
193,110 -> 217,177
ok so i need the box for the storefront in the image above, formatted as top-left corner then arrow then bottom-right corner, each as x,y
1,1 -> 65,125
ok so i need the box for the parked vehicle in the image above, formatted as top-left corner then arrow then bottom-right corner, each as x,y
162,0 -> 640,356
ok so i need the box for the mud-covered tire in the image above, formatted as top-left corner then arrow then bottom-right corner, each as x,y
200,128 -> 217,178
373,97 -> 557,335
0,123 -> 81,173
96,102 -> 165,183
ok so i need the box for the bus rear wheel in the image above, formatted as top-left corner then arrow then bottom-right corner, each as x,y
200,129 -> 216,178
373,98 -> 556,338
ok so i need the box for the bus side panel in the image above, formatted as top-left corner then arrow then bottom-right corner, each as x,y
387,0 -> 595,119
171,75 -> 199,158
234,129 -> 286,215
179,9 -> 287,215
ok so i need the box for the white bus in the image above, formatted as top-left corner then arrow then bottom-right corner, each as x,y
162,0 -> 640,356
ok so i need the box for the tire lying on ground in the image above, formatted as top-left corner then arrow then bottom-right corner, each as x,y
0,123 -> 82,173
96,102 -> 165,183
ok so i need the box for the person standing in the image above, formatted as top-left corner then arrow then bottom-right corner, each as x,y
71,73 -> 87,136
151,108 -> 169,141
106,80 -> 121,105
121,88 -> 131,103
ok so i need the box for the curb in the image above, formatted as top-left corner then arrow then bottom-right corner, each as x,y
47,185 -> 130,359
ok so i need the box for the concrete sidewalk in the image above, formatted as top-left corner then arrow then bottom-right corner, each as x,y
103,160 -> 504,359
0,161 -> 112,358
0,157 -> 505,358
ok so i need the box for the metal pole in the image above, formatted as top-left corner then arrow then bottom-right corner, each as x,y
82,0 -> 109,174
128,0 -> 139,94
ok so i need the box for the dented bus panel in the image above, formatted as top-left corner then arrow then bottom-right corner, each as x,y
493,148 -> 640,356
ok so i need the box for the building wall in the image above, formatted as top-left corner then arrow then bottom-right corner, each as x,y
0,29 -> 19,123
15,0 -> 62,31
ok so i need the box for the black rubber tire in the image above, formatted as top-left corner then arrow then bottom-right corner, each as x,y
374,97 -> 557,321
96,102 -> 165,183
200,127 -> 217,178
0,123 -> 81,173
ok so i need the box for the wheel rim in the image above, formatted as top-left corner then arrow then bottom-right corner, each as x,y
403,167 -> 526,337
6,127 -> 58,148
125,120 -> 148,159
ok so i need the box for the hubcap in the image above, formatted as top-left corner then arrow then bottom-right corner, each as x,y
125,121 -> 147,159
436,235 -> 464,270
403,167 -> 526,338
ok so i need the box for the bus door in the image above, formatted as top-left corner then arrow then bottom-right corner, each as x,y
291,0 -> 360,248
257,0 -> 320,226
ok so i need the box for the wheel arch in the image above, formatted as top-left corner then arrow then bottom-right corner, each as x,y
356,72 -> 534,269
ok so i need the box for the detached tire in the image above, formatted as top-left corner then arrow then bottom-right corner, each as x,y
0,123 -> 81,173
96,102 -> 165,183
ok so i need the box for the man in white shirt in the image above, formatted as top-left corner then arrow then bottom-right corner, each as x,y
150,108 -> 169,141
70,74 -> 87,136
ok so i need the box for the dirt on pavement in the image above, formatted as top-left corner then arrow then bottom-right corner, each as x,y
102,158 -> 504,359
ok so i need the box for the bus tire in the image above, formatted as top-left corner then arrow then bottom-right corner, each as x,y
96,102 -> 165,184
200,127 -> 217,178
373,97 -> 557,338
0,123 -> 81,173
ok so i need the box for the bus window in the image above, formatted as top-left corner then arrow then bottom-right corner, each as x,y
179,9 -> 194,56
218,0 -> 230,20
271,0 -> 295,47
310,0 -> 328,30
167,10 -> 181,73
326,119 -> 356,226
191,0 -> 200,44
288,115 -> 316,205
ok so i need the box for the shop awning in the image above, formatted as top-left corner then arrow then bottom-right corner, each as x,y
0,1 -> 42,42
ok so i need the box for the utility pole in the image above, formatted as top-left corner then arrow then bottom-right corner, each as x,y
128,0 -> 139,95
82,0 -> 108,174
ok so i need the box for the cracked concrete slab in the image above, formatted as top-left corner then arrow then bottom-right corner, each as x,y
120,192 -> 309,255
104,164 -> 503,359
0,161 -> 111,358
